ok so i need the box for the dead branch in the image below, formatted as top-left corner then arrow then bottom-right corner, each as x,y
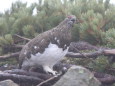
69,41 -> 99,52
11,44 -> 24,49
104,49 -> 115,55
94,72 -> 115,85
0,41 -> 115,85
67,49 -> 115,58
108,68 -> 115,73
3,69 -> 61,86
2,44 -> 23,53
0,49 -> 115,61
2,68 -> 115,85
0,41 -> 110,60
37,76 -> 58,86
66,49 -> 104,58
0,71 -> 43,85
0,52 -> 20,60
0,64 -> 115,85
14,34 -> 31,41
4,69 -> 52,80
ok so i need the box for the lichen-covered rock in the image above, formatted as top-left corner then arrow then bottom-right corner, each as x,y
0,79 -> 18,86
53,66 -> 101,86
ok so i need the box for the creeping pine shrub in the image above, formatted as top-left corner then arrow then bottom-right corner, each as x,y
105,28 -> 115,48
0,34 -> 13,47
88,56 -> 110,72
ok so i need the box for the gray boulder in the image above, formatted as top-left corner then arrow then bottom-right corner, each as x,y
0,80 -> 18,86
53,66 -> 101,86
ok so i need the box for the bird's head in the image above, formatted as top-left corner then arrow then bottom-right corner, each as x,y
67,15 -> 76,23
64,15 -> 80,27
67,15 -> 79,24
58,15 -> 80,29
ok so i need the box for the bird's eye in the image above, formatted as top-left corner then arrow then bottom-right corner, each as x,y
71,19 -> 75,22
71,19 -> 75,21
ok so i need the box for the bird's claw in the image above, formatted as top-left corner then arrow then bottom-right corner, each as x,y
47,70 -> 58,76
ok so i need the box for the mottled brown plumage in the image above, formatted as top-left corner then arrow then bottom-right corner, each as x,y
19,15 -> 77,75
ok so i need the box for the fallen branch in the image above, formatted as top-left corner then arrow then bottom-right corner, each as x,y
66,49 -> 104,58
0,71 -> 43,85
108,68 -> 115,73
69,41 -> 99,51
0,41 -> 115,85
67,49 -> 115,58
94,72 -> 115,85
0,49 -> 115,60
3,69 -> 62,86
0,41 -> 111,60
0,64 -> 115,85
4,69 -> 52,80
104,49 -> 115,55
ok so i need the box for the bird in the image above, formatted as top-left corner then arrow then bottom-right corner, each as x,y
19,15 -> 79,75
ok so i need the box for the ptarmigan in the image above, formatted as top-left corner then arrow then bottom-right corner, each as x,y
19,15 -> 79,75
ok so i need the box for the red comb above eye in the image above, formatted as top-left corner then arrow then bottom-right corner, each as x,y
68,16 -> 72,18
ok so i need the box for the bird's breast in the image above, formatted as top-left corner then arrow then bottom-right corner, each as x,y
24,43 -> 69,66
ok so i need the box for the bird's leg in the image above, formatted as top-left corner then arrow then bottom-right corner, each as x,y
21,61 -> 33,71
43,65 -> 57,75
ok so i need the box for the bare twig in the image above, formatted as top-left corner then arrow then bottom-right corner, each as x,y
14,34 -> 31,41
11,44 -> 24,49
37,76 -> 57,86
0,52 -> 20,60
